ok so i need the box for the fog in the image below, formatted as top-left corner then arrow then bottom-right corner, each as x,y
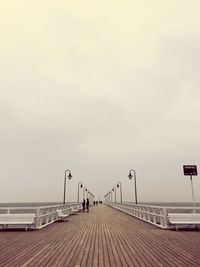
0,1 -> 200,203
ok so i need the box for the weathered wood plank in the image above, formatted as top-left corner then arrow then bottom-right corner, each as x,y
0,205 -> 200,267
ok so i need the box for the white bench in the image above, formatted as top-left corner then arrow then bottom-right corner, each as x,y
56,209 -> 69,221
168,213 -> 200,230
0,214 -> 35,231
70,206 -> 79,215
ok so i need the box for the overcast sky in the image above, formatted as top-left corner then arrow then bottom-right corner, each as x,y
0,1 -> 200,203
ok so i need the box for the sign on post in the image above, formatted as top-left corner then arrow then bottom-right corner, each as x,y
183,165 -> 198,176
183,165 -> 198,213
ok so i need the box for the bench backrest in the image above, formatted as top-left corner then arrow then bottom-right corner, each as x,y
56,209 -> 69,217
168,213 -> 200,224
57,210 -> 63,217
0,214 -> 35,224
71,206 -> 79,211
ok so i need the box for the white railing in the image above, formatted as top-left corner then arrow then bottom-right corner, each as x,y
107,203 -> 200,229
0,203 -> 82,230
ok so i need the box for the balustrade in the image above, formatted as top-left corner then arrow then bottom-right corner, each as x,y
0,203 -> 82,230
107,203 -> 200,229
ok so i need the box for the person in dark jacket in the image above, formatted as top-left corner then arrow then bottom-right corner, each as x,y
82,199 -> 86,212
86,198 -> 89,212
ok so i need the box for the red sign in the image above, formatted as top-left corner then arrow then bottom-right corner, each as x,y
183,165 -> 198,176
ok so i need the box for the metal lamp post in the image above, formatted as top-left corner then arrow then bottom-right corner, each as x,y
63,169 -> 72,204
128,169 -> 137,204
109,190 -> 112,202
117,181 -> 122,203
104,192 -> 111,202
105,193 -> 108,202
112,187 -> 116,203
92,194 -> 95,203
77,181 -> 83,203
104,192 -> 109,202
90,193 -> 94,203
83,186 -> 87,201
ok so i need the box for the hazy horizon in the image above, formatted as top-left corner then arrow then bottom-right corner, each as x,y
0,1 -> 200,203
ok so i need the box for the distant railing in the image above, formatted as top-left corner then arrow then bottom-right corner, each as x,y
0,203 -> 82,230
107,203 -> 200,229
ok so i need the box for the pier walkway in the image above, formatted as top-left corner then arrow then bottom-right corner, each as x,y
0,205 -> 200,267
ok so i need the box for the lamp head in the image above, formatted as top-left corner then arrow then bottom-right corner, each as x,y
128,172 -> 133,180
68,171 -> 72,180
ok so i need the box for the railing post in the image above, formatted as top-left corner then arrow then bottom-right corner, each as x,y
162,208 -> 168,228
147,207 -> 150,222
153,208 -> 157,224
35,208 -> 41,229
45,208 -> 49,225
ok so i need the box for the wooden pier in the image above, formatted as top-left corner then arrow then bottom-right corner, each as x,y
0,204 -> 200,267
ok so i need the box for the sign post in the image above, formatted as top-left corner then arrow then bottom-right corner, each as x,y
183,165 -> 198,213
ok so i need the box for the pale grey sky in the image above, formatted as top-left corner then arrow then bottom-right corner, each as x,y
0,1 -> 200,203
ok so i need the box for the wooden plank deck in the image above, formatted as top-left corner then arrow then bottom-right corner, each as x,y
0,205 -> 200,267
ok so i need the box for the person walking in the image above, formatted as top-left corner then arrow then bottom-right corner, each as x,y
82,199 -> 86,212
86,198 -> 89,213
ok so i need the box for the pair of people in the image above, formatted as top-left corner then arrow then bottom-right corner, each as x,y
82,198 -> 89,212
